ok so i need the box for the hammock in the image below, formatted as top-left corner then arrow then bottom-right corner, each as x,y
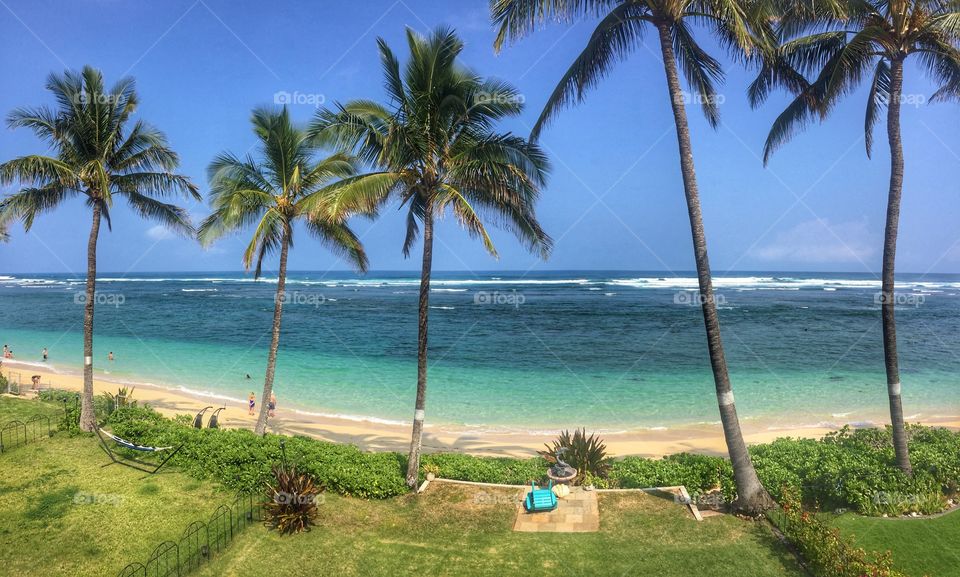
98,428 -> 174,452
95,426 -> 182,475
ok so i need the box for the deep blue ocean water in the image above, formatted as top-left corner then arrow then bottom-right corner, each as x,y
1,271 -> 957,432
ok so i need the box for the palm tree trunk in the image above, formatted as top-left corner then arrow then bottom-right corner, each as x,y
79,203 -> 101,432
655,23 -> 772,514
882,58 -> 911,475
255,226 -> 290,435
405,204 -> 434,489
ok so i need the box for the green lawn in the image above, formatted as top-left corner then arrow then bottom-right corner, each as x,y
0,395 -> 944,577
0,398 -> 234,577
0,394 -> 62,424
829,510 -> 960,577
195,483 -> 803,577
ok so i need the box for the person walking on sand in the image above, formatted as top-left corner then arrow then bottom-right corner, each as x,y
248,392 -> 256,416
41,347 -> 48,362
268,393 -> 277,419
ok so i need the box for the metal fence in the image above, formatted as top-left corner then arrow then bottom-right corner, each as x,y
116,493 -> 265,577
0,414 -> 53,454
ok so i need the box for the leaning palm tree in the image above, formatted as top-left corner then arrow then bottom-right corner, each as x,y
491,0 -> 775,513
750,0 -> 960,474
0,66 -> 199,432
310,27 -> 552,489
0,222 -> 8,242
199,106 -> 371,436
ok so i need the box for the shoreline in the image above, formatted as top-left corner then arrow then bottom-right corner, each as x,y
4,359 -> 959,458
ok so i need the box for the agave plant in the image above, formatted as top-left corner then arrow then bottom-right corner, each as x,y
540,428 -> 611,484
264,462 -> 321,535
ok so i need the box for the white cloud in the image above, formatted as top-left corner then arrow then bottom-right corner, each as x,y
751,218 -> 877,264
145,225 -> 174,241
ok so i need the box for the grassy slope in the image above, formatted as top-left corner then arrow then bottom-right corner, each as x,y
830,511 -> 960,577
197,483 -> 803,577
0,398 -> 234,577
0,394 -> 61,424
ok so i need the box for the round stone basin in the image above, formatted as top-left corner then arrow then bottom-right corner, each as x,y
546,466 -> 578,485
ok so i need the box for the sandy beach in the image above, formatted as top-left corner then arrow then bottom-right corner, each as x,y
4,360 -> 959,458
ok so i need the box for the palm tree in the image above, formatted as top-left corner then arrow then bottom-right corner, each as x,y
310,27 -> 552,489
491,0 -> 775,513
199,106 -> 372,436
0,66 -> 199,432
750,0 -> 960,475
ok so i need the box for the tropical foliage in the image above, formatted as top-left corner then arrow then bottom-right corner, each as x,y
264,461 -> 322,534
491,0 -> 775,514
198,106 -> 371,435
310,26 -> 551,488
540,428 -> 612,483
0,66 -> 199,431
751,0 -> 960,474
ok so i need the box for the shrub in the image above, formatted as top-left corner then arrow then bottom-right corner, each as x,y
419,453 -> 548,485
610,453 -> 736,501
770,491 -> 908,577
37,389 -> 82,433
264,461 -> 320,534
539,429 -> 611,483
106,407 -> 407,498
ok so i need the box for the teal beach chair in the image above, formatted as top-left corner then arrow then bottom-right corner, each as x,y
523,480 -> 558,513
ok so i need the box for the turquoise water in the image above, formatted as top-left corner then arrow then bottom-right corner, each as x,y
1,271 -> 958,432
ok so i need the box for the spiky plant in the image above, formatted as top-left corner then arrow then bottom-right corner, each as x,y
264,462 -> 321,535
540,428 -> 612,484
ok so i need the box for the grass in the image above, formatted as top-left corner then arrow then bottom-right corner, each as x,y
0,398 -> 233,577
195,483 -> 803,577
828,509 -> 960,577
0,394 -> 62,424
0,396 -> 943,577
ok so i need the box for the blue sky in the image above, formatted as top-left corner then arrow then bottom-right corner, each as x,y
0,0 -> 958,275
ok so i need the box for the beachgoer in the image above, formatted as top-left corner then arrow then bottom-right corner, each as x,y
248,392 -> 256,416
245,373 -> 251,380
42,348 -> 48,362
108,351 -> 114,361
31,375 -> 40,390
2,345 -> 7,357
268,393 -> 277,418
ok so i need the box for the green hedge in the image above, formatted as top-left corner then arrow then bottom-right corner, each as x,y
107,408 -> 407,498
102,404 -> 960,513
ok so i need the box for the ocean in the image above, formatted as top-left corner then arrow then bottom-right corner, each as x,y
1,271 -> 958,433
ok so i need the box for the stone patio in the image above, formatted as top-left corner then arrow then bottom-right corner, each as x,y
512,486 -> 600,532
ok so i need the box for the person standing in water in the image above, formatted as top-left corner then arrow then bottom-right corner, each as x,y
41,348 -> 48,362
248,392 -> 256,416
108,351 -> 114,361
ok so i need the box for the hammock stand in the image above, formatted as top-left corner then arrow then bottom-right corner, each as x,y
95,427 -> 182,475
